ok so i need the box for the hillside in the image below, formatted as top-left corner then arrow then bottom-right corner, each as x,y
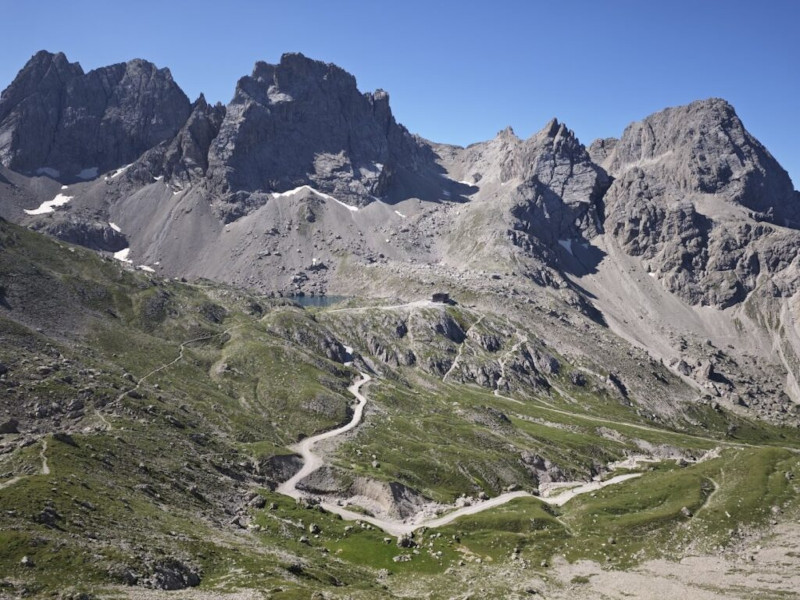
0,50 -> 799,598
0,217 -> 798,598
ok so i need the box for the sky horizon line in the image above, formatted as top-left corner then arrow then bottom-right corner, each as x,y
1,2 -> 798,187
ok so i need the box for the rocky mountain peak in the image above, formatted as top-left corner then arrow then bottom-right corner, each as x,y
20,50 -> 80,78
503,117 -> 610,246
0,51 -> 191,180
605,97 -> 799,227
0,51 -> 82,122
20,50 -> 79,77
497,126 -> 518,140
603,97 -> 800,308
207,54 -> 436,214
540,117 -> 561,138
236,52 -> 359,108
528,118 -> 582,155
1,51 -> 798,316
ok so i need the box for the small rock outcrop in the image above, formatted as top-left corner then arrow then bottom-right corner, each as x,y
32,219 -> 128,252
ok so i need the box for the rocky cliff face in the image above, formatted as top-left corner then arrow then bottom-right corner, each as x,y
0,51 -> 191,181
1,54 -> 797,313
598,99 -> 800,308
206,52 -> 439,215
598,99 -> 799,227
136,94 -> 226,186
0,50 -> 798,435
451,119 -> 610,246
506,119 -> 610,248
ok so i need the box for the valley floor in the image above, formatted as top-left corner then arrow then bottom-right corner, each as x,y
546,520 -> 800,600
96,520 -> 800,600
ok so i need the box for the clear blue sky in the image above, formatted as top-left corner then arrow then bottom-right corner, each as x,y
1,0 -> 798,187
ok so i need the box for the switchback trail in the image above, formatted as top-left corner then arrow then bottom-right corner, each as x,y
113,325 -> 241,404
275,371 -> 642,537
276,374 -> 372,501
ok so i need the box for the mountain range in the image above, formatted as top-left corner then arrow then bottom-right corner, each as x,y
1,51 -> 799,598
2,50 -> 799,418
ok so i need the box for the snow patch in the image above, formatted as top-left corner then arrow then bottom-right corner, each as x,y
558,239 -> 573,255
330,196 -> 359,212
24,194 -> 73,215
333,199 -> 358,212
137,265 -> 155,273
394,210 -> 407,219
113,248 -> 132,263
648,272 -> 657,278
106,164 -> 132,180
272,185 -> 359,212
35,167 -> 60,179
108,222 -> 122,233
77,167 -> 98,180
61,185 -> 68,190
153,175 -> 164,182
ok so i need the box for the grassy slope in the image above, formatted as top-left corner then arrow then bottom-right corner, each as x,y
0,218 -> 799,598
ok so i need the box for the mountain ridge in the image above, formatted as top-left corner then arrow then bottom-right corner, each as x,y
0,50 -> 799,418
1,50 -> 800,599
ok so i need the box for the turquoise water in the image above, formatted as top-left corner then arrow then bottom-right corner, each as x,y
287,295 -> 348,308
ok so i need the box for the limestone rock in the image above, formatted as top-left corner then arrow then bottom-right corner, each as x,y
206,52 -> 440,211
0,51 -> 191,180
32,219 -> 128,252
602,98 -> 800,307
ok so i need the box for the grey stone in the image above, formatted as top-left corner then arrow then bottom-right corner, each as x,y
0,51 -> 191,180
33,220 -> 127,253
601,98 -> 800,308
206,52 -> 442,212
0,418 -> 19,434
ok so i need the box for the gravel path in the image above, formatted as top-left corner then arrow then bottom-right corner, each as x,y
276,371 -> 642,537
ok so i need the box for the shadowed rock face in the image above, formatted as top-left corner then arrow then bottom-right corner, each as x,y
32,219 -> 128,253
600,99 -> 799,227
207,52 -> 433,207
507,119 -> 611,244
598,99 -> 800,308
0,50 -> 191,180
0,52 -> 798,313
136,94 -> 227,185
